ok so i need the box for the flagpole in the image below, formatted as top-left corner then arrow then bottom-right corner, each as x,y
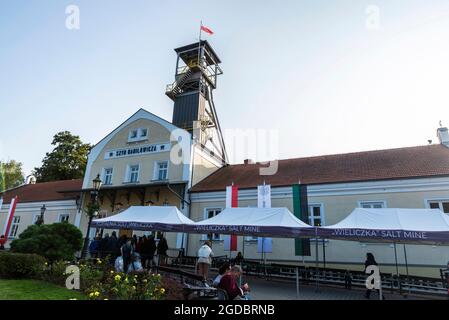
198,21 -> 202,67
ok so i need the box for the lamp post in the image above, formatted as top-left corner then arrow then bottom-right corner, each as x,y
36,204 -> 46,225
81,174 -> 102,259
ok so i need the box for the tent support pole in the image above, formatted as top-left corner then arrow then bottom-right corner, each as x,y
315,238 -> 319,292
403,244 -> 410,296
322,239 -> 326,269
296,267 -> 299,299
393,243 -> 401,295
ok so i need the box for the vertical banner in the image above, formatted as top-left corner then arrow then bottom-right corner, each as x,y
293,184 -> 311,256
224,185 -> 238,252
0,196 -> 18,245
257,184 -> 271,209
257,237 -> 273,253
257,184 -> 272,253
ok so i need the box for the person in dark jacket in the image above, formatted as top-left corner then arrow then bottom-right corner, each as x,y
157,235 -> 169,266
364,253 -> 385,299
147,235 -> 157,268
89,235 -> 101,258
107,231 -> 119,262
136,237 -> 143,254
140,235 -> 149,267
99,233 -> 110,258
132,235 -> 138,250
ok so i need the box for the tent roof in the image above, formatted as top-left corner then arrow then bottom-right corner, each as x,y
319,208 -> 449,244
91,206 -> 194,232
185,207 -> 315,238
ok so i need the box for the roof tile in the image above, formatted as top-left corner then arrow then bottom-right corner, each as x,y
190,145 -> 449,192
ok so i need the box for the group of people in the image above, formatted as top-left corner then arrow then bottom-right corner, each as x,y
196,241 -> 251,300
89,232 -> 169,274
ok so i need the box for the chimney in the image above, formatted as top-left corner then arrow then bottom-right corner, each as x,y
437,127 -> 449,147
243,159 -> 254,165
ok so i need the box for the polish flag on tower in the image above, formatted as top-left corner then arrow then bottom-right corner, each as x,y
200,24 -> 214,35
224,185 -> 238,252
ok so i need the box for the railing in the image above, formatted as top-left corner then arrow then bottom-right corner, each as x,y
240,260 -> 448,296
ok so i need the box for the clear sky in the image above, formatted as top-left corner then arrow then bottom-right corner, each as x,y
1,0 -> 449,175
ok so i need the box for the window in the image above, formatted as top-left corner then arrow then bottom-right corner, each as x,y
204,208 -> 222,241
9,216 -> 20,238
128,128 -> 148,142
154,161 -> 168,181
103,168 -> 113,185
308,205 -> 324,227
128,165 -> 140,183
428,200 -> 449,213
59,214 -> 70,223
359,201 -> 386,209
129,130 -> 138,139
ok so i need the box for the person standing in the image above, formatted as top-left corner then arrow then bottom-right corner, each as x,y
0,235 -> 5,250
107,231 -> 119,263
157,235 -> 169,266
99,233 -> 110,258
147,235 -> 157,268
197,241 -> 214,282
89,235 -> 101,258
121,238 -> 134,273
364,253 -> 384,299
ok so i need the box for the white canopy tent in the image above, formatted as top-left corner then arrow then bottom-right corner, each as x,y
318,208 -> 449,245
317,208 -> 449,291
184,207 -> 316,238
91,206 -> 194,232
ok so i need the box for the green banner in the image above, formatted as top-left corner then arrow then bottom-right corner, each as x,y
293,184 -> 311,256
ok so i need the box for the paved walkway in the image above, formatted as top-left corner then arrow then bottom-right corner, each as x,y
246,277 -> 443,300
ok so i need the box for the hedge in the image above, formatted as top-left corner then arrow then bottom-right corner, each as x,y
0,252 -> 46,279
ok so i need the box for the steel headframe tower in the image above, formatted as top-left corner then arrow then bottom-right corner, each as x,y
166,40 -> 228,165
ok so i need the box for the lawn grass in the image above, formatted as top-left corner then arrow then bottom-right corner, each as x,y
0,279 -> 85,300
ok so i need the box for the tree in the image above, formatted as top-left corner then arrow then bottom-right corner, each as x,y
10,223 -> 83,262
34,131 -> 91,182
0,160 -> 25,192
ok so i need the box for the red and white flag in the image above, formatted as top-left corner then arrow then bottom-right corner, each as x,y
200,24 -> 214,35
224,185 -> 238,252
0,196 -> 18,245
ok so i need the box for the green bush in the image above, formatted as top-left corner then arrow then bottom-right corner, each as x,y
42,260 -> 68,285
0,252 -> 46,279
10,223 -> 83,262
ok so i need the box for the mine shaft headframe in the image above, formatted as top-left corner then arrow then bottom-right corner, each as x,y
173,40 -> 223,89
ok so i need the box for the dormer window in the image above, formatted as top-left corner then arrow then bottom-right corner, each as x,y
128,128 -> 148,142
129,130 -> 138,140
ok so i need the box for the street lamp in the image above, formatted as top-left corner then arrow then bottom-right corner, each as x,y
92,174 -> 102,194
81,174 -> 102,259
36,204 -> 46,225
